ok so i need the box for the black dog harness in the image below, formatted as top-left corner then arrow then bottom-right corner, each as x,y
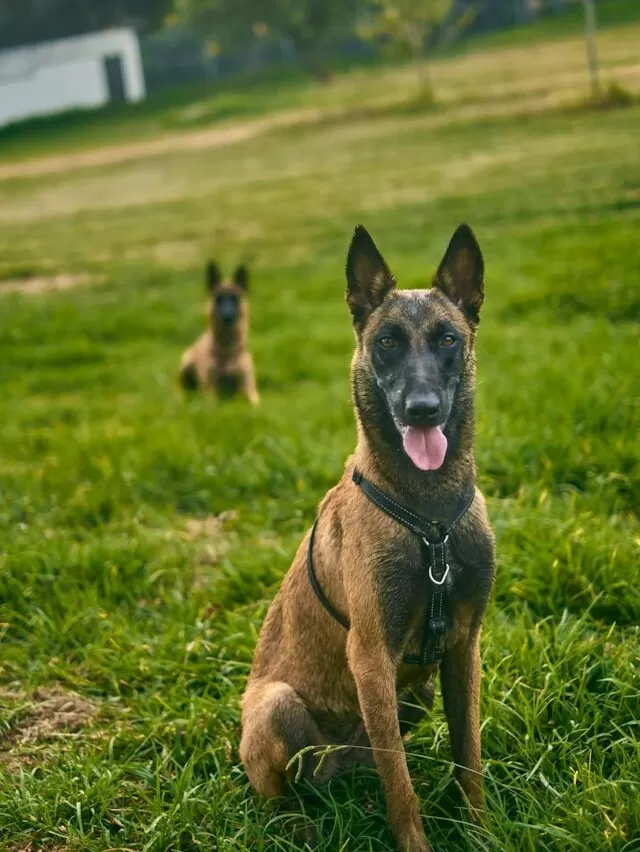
307,468 -> 475,666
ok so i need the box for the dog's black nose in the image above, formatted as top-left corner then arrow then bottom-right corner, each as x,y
404,392 -> 441,425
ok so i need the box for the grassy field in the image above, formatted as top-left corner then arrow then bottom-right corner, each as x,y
1,16 -> 640,852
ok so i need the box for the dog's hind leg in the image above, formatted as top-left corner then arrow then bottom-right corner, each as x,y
178,347 -> 201,391
179,361 -> 199,391
334,682 -> 436,775
328,722 -> 374,773
240,680 -> 336,798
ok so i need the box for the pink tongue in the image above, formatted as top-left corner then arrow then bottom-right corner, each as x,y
403,426 -> 448,471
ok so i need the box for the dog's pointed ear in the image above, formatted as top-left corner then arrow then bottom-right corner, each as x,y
434,224 -> 484,324
206,261 -> 222,292
346,225 -> 396,330
233,264 -> 249,291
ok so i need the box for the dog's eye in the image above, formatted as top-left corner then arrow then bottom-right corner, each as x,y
440,334 -> 457,348
378,336 -> 397,350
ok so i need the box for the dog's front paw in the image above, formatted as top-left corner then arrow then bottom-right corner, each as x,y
456,770 -> 484,823
396,825 -> 432,852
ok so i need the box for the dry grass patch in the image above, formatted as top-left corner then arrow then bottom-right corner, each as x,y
182,511 -> 240,585
187,511 -> 238,561
0,687 -> 98,765
0,108 -> 327,182
185,510 -> 238,540
0,273 -> 104,296
150,239 -> 201,268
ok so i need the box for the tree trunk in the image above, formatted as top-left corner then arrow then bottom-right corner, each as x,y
412,44 -> 430,93
584,0 -> 600,97
403,22 -> 430,96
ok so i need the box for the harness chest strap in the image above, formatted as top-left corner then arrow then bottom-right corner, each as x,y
306,468 -> 475,666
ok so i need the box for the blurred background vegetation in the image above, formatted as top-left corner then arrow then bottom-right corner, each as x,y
0,0 -> 635,95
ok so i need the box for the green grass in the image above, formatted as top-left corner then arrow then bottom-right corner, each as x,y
0,24 -> 639,852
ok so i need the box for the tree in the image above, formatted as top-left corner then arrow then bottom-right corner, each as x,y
268,0 -> 356,77
358,0 -> 472,95
172,0 -> 254,49
174,0 -> 355,76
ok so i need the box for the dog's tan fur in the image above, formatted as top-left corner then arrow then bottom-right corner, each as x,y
240,226 -> 495,851
179,263 -> 259,405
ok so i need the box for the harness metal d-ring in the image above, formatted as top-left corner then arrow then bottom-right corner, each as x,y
428,561 -> 450,586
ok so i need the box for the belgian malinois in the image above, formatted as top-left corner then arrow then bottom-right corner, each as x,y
179,262 -> 259,405
240,224 -> 495,851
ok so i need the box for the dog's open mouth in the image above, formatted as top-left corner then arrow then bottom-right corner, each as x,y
394,418 -> 448,471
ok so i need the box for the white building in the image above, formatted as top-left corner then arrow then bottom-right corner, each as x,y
0,28 -> 145,128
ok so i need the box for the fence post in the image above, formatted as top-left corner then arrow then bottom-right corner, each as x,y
584,0 -> 600,97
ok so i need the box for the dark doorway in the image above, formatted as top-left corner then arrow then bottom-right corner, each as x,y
104,55 -> 127,103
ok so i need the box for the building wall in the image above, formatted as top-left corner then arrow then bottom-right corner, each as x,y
0,28 -> 145,127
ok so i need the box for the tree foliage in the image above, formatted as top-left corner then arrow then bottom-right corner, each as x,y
0,0 -> 172,50
174,0 -> 354,53
358,0 -> 472,91
360,0 -> 452,55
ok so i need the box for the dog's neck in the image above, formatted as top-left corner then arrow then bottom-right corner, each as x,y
352,373 -> 477,524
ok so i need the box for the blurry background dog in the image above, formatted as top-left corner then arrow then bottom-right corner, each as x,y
179,262 -> 259,405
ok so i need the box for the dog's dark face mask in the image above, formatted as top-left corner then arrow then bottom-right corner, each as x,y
346,224 -> 484,471
215,291 -> 240,326
205,261 -> 249,329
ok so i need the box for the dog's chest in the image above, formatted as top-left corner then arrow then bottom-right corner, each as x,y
214,368 -> 241,397
373,534 -> 461,659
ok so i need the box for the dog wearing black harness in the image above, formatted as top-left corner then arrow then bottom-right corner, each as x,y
240,224 -> 496,852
